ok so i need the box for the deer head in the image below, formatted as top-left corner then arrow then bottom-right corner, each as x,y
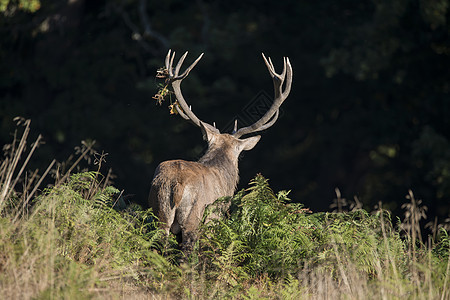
149,50 -> 292,251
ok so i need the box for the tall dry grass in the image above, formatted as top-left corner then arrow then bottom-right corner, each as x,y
0,118 -> 155,299
0,119 -> 449,299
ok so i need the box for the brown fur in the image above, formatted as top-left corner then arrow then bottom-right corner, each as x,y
148,127 -> 260,249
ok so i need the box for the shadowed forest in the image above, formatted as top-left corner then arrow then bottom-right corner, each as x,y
1,1 -> 450,299
1,0 -> 450,221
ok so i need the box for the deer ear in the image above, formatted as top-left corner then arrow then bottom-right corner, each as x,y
200,122 -> 219,142
240,135 -> 261,151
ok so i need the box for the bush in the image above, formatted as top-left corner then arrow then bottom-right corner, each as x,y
0,121 -> 448,298
199,174 -> 450,298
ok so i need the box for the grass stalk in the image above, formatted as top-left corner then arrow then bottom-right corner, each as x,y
441,244 -> 450,300
0,119 -> 31,211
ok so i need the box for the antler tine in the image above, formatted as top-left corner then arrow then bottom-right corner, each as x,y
233,54 -> 293,138
174,51 -> 188,75
284,57 -> 293,96
281,57 -> 287,80
169,51 -> 176,72
165,50 -> 173,76
262,53 -> 274,75
179,53 -> 204,79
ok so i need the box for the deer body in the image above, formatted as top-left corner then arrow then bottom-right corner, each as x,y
149,50 -> 292,250
149,128 -> 260,247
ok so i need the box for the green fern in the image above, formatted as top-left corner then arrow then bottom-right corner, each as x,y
200,174 -> 414,282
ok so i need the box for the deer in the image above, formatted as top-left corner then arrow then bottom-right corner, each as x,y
149,50 -> 292,252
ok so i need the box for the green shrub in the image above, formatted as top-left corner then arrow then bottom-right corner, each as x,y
1,165 -> 449,299
199,174 -> 441,294
0,170 -> 181,298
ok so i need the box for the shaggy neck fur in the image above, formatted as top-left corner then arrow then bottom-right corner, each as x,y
198,146 -> 239,195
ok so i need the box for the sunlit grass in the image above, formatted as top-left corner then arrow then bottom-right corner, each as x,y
0,119 -> 449,299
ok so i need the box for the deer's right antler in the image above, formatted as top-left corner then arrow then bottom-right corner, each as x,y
165,50 -> 218,133
232,54 -> 293,138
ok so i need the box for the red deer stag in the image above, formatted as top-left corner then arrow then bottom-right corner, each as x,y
149,50 -> 292,251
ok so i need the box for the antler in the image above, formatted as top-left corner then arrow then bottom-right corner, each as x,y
232,54 -> 293,138
165,49 -> 218,132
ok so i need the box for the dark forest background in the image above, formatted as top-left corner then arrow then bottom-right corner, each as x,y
1,0 -> 449,221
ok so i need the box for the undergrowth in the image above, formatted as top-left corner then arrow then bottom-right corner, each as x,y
0,120 -> 449,299
201,176 -> 402,278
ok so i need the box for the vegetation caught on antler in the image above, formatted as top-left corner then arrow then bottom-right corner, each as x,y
152,67 -> 182,115
153,67 -> 171,103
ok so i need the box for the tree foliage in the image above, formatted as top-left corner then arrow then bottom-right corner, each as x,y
0,0 -> 40,13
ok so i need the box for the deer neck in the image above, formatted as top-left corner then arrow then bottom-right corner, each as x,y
198,148 -> 239,194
